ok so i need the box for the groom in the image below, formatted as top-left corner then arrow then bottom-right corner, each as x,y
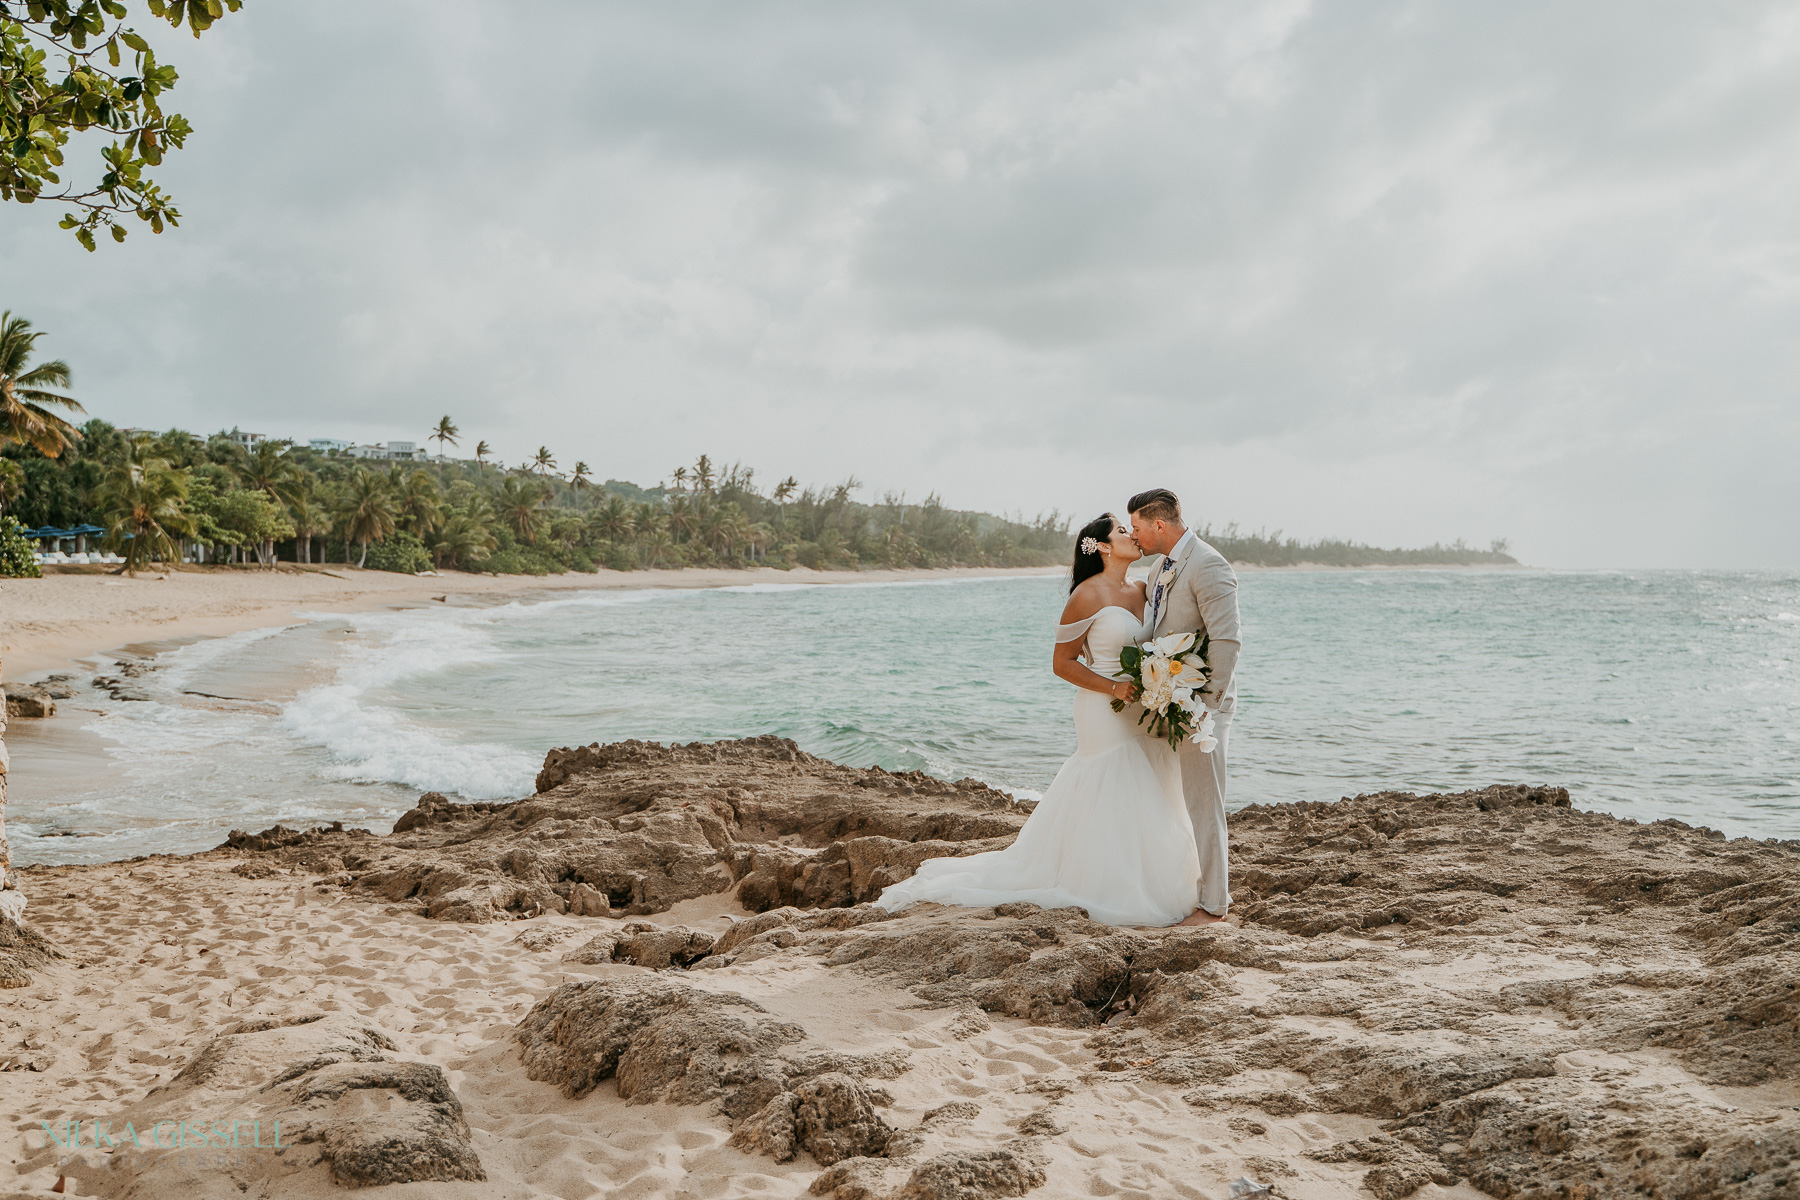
1128,488 -> 1239,925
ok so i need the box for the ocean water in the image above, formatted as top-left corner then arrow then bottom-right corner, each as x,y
9,569 -> 1799,865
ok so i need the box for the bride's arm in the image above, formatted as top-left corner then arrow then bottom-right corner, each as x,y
1052,596 -> 1140,701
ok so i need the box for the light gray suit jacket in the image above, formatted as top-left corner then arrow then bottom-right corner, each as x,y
1148,533 -> 1241,713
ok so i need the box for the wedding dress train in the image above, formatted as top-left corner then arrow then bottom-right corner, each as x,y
875,605 -> 1203,927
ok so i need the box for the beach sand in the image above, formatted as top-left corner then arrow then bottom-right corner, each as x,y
5,853 -> 1479,1200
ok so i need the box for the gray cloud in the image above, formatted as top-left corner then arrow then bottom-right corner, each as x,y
3,0 -> 1796,566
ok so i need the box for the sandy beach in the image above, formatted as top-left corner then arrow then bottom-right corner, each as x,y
3,737 -> 1794,1199
0,565 -> 1065,681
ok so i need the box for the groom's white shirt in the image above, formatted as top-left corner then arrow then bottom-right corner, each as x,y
1147,528 -> 1194,631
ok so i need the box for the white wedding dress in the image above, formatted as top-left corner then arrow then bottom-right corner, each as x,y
875,605 -> 1203,927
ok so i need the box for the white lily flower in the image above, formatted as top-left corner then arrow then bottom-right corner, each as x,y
1147,630 -> 1195,658
1141,654 -> 1175,694
1190,732 -> 1218,753
1168,657 -> 1207,689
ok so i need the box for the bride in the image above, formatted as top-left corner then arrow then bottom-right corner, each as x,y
875,513 -> 1204,927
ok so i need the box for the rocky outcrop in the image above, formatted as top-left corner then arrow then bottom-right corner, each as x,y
281,1059 -> 485,1187
2,682 -> 56,718
0,653 -> 55,987
891,1147 -> 1049,1199
730,1071 -> 894,1165
515,976 -> 905,1167
28,1010 -> 484,1195
220,736 -> 1028,923
0,912 -> 60,987
197,740 -> 1800,1197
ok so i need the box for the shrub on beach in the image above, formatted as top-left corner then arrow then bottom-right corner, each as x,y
363,530 -> 432,574
0,515 -> 41,577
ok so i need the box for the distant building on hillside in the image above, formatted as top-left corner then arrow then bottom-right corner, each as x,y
348,441 -> 427,462
310,438 -> 353,454
227,427 -> 266,450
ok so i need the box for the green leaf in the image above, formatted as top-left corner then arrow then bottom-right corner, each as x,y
121,30 -> 148,53
110,222 -> 125,241
77,225 -> 96,250
107,36 -> 120,66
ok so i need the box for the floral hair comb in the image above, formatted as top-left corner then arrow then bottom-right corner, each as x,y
1080,536 -> 1101,555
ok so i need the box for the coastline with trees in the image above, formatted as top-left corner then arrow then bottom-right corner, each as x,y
3,311 -> 1516,580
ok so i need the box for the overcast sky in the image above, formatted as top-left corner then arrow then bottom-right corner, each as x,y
5,1 -> 1797,567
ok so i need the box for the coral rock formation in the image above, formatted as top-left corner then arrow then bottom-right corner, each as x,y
201,741 -> 1800,1198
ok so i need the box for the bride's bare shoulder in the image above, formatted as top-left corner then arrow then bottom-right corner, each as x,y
1060,580 -> 1107,623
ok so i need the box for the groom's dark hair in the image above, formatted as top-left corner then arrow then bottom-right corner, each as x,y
1127,488 -> 1182,524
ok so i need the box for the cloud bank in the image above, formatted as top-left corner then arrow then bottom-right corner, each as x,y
4,0 -> 1797,566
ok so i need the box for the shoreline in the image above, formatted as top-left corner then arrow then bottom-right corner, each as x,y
0,560 -> 1533,683
0,564 -> 1064,682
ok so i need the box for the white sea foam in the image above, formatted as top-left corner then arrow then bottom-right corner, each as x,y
280,606 -> 539,799
152,622 -> 300,691
1775,612 -> 1800,623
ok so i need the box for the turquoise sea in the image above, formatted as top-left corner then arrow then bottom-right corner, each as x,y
10,569 -> 1799,865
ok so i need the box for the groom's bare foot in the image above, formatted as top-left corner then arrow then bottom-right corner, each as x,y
1176,908 -> 1226,926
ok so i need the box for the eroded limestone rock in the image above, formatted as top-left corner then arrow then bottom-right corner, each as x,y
514,976 -> 906,1167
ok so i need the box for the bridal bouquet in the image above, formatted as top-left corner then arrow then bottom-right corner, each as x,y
1112,629 -> 1218,753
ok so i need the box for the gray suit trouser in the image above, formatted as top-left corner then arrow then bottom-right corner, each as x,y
1177,710 -> 1232,915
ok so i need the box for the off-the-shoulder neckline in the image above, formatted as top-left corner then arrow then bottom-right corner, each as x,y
1063,604 -> 1146,623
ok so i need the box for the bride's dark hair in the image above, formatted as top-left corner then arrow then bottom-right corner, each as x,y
1069,513 -> 1117,594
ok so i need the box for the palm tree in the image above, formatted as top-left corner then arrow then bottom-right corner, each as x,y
0,312 -> 86,458
95,441 -> 194,575
713,503 -> 752,560
668,494 -> 700,544
640,524 -> 676,567
669,465 -> 688,493
569,461 -> 593,506
593,493 -> 634,543
748,521 -> 774,563
474,440 -> 491,469
530,446 -> 557,475
427,512 -> 497,570
693,453 -> 715,494
237,440 -> 302,564
338,470 -> 397,568
287,480 -> 333,565
773,475 -> 797,508
394,468 -> 444,536
430,416 -> 459,458
497,475 -> 550,544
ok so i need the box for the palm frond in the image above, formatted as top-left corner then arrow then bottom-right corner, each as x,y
13,387 -> 85,412
16,360 -> 73,390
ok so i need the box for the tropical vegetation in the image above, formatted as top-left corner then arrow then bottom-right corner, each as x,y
1,311 -> 85,457
1,0 -> 240,249
2,414 -> 1078,575
0,513 -> 39,577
